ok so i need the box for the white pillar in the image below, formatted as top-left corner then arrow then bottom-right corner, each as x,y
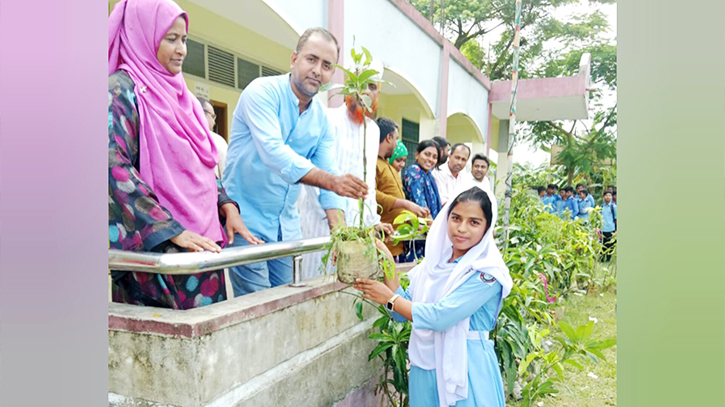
494,120 -> 510,202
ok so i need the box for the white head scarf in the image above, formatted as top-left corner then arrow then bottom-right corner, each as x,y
407,184 -> 513,407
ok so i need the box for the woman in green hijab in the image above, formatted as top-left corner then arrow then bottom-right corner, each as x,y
389,141 -> 408,173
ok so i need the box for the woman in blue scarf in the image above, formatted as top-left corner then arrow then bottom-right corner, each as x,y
401,140 -> 442,262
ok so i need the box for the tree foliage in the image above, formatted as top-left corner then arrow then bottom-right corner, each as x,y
407,0 -> 618,187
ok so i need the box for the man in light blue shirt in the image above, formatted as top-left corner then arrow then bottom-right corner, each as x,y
561,186 -> 579,220
600,190 -> 617,261
576,189 -> 592,221
576,183 -> 595,208
223,28 -> 368,296
542,184 -> 560,214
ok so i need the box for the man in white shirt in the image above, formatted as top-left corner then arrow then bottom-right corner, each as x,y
298,59 -> 393,278
469,153 -> 493,193
431,143 -> 471,206
198,97 -> 228,180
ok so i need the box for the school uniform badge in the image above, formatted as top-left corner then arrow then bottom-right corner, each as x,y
480,272 -> 496,284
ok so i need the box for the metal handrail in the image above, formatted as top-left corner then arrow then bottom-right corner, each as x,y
109,235 -> 424,288
109,237 -> 331,275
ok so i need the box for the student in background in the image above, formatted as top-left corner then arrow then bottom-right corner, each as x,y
537,186 -> 546,202
576,188 -> 592,221
542,184 -> 560,213
612,190 -> 617,204
555,187 -> 566,216
576,183 -> 595,208
601,190 -> 617,261
561,186 -> 579,220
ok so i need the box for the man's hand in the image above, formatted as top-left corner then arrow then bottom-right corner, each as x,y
332,174 -> 368,199
299,168 -> 367,199
220,203 -> 265,245
374,223 -> 395,241
405,201 -> 430,218
326,209 -> 346,232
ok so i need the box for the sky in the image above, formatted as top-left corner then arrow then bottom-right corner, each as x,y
485,1 -> 617,167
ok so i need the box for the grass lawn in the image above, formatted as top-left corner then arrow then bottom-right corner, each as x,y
509,281 -> 617,406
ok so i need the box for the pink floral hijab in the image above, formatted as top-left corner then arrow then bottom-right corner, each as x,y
109,0 -> 225,244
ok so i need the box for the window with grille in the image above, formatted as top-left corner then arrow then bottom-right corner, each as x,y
182,39 -> 206,78
208,46 -> 235,88
261,66 -> 283,77
237,57 -> 260,90
401,119 -> 420,170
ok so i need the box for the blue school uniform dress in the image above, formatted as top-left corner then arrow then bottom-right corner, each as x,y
392,259 -> 506,407
576,197 -> 592,221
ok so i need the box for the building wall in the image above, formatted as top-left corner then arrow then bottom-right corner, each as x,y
447,59 -> 489,143
377,94 -> 435,142
343,0 -> 442,118
262,0 -> 326,34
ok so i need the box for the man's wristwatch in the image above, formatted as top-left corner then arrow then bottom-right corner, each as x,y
386,294 -> 401,311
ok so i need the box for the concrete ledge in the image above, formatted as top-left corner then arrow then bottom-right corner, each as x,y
109,275 -> 386,407
109,275 -> 347,338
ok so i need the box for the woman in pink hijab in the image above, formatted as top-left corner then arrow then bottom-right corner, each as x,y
108,0 -> 263,309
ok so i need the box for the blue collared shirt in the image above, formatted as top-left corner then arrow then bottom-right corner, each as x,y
602,202 -> 617,232
576,197 -> 592,220
542,193 -> 560,213
222,74 -> 344,242
561,196 -> 579,220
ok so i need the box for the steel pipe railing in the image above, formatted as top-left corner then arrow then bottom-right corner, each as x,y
109,236 -> 424,287
109,237 -> 331,276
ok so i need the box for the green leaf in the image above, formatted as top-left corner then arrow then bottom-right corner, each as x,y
395,224 -> 415,236
318,82 -> 345,93
393,211 -> 416,226
587,338 -> 617,350
333,64 -> 359,83
361,46 -> 373,66
558,321 -> 577,340
393,345 -> 408,373
361,95 -> 373,112
563,359 -> 584,370
354,300 -> 364,321
368,343 -> 393,361
368,333 -> 393,342
372,316 -> 388,330
357,69 -> 380,85
575,321 -> 594,341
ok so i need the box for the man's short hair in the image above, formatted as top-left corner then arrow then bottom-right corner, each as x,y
197,96 -> 212,110
547,184 -> 559,190
563,186 -> 575,193
603,190 -> 612,197
376,117 -> 398,143
579,188 -> 589,196
296,27 -> 340,62
471,154 -> 489,166
576,183 -> 585,189
432,136 -> 451,149
537,186 -> 546,194
449,143 -> 471,157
